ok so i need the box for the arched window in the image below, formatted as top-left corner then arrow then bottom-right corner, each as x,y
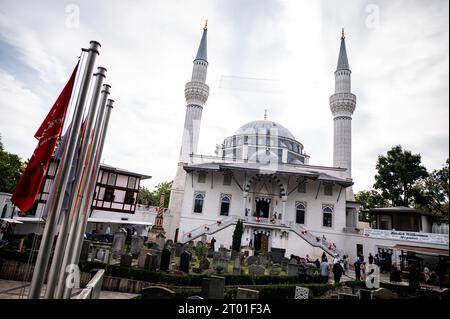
323,206 -> 333,227
194,192 -> 205,213
295,202 -> 306,224
1,205 -> 7,218
219,194 -> 231,216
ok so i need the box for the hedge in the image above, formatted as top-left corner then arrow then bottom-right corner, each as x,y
78,262 -> 323,286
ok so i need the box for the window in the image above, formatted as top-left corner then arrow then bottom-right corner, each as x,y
198,172 -> 207,183
297,181 -> 306,193
323,206 -> 333,227
104,187 -> 115,202
324,184 -> 333,196
194,192 -> 205,213
220,194 -> 231,216
223,174 -> 232,186
107,173 -> 117,186
127,176 -> 137,189
295,202 -> 306,224
124,190 -> 135,205
356,244 -> 363,258
244,136 -> 248,144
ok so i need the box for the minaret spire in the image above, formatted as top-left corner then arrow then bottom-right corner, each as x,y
195,21 -> 208,61
337,29 -> 350,71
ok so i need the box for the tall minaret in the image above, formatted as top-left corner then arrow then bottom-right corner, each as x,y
168,23 -> 209,242
330,29 -> 356,178
180,21 -> 210,163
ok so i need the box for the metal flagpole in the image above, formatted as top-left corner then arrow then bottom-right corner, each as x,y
28,41 -> 100,299
44,67 -> 107,299
56,87 -> 111,299
63,98 -> 114,299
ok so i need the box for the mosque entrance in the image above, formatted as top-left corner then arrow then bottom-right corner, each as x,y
254,233 -> 269,252
255,198 -> 270,218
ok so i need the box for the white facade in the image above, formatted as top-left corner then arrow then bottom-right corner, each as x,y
166,27 -> 449,264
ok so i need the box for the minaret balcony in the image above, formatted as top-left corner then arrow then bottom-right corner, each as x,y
329,92 -> 356,116
185,81 -> 210,105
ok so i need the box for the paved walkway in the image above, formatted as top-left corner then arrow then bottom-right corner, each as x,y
0,279 -> 138,299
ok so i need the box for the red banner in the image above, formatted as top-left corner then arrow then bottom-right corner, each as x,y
11,62 -> 79,213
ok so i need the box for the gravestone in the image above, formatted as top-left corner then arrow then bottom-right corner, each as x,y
141,286 -> 175,299
372,288 -> 400,299
120,253 -> 133,268
207,248 -> 214,258
270,248 -> 285,264
111,231 -> 126,258
246,256 -> 258,266
248,264 -> 265,276
131,235 -> 144,257
359,289 -> 374,299
80,240 -> 91,262
233,258 -> 241,275
294,286 -> 310,299
149,248 -> 162,268
258,255 -> 268,265
145,253 -> 158,272
175,243 -> 183,257
236,287 -> 259,299
187,295 -> 204,299
179,251 -> 191,273
336,286 -> 353,295
155,233 -> 166,249
281,258 -> 289,271
202,276 -> 225,299
138,248 -> 152,268
218,247 -> 228,260
200,258 -> 210,271
269,265 -> 281,276
160,248 -> 171,271
287,263 -> 299,276
165,239 -> 174,247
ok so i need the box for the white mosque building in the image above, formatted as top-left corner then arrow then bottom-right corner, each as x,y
166,25 -> 449,262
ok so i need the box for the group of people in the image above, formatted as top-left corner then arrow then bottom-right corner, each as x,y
318,252 -> 348,284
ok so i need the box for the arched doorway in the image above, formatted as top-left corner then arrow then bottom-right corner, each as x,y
253,230 -> 270,252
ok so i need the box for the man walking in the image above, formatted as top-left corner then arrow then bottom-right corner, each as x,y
333,261 -> 344,284
320,259 -> 330,283
354,258 -> 362,281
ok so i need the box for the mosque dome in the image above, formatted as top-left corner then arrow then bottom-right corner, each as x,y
234,120 -> 296,140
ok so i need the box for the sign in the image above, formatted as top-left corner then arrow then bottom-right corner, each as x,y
363,229 -> 449,246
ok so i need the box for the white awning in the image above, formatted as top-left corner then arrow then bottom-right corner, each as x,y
0,218 -> 23,224
87,217 -> 152,226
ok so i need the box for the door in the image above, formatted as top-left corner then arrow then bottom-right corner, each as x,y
260,234 -> 269,252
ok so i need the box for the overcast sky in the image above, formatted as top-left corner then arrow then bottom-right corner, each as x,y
0,0 -> 448,193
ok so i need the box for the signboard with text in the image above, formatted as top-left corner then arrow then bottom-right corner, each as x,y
363,229 -> 449,246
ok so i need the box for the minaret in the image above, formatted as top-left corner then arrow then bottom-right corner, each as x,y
168,23 -> 209,242
180,21 -> 210,163
330,29 -> 356,178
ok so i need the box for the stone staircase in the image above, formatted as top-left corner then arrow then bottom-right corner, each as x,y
180,216 -> 239,243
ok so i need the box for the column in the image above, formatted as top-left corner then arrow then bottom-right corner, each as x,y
281,196 -> 287,225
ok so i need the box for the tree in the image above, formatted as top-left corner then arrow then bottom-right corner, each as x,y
0,135 -> 24,193
414,159 -> 449,219
150,181 -> 172,207
137,186 -> 152,205
374,145 -> 428,206
355,189 -> 389,221
232,219 -> 244,252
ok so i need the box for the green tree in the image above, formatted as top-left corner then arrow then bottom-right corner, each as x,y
137,186 -> 152,205
355,189 -> 389,221
150,181 -> 173,207
0,135 -> 24,193
414,159 -> 449,219
374,145 -> 428,206
232,219 -> 244,252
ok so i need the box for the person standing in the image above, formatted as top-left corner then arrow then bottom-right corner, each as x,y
361,262 -> 367,281
369,253 -> 374,265
320,260 -> 330,283
321,252 -> 328,262
333,261 -> 344,284
354,258 -> 362,281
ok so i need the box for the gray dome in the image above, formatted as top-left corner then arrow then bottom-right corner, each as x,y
234,120 -> 296,140
249,149 -> 279,164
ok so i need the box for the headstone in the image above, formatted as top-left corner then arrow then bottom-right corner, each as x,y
372,288 -> 399,299
202,276 -> 225,299
138,248 -> 152,268
233,258 -> 241,275
270,248 -> 285,264
145,253 -> 158,272
287,263 -> 299,276
112,231 -> 126,258
160,248 -> 171,271
258,255 -> 268,265
179,251 -> 191,273
131,235 -> 144,257
120,254 -> 133,268
338,293 -> 359,299
218,247 -> 228,260
336,286 -> 353,295
236,287 -> 259,299
187,295 -> 204,299
294,286 -> 310,299
80,240 -> 91,262
269,265 -> 281,276
149,248 -> 162,268
141,286 -> 175,299
175,243 -> 183,257
248,264 -> 265,276
281,258 -> 289,271
200,258 -> 211,271
246,256 -> 258,266
207,248 -> 214,258
155,233 -> 166,249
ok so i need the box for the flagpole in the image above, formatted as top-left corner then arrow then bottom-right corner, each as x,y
56,86 -> 111,299
28,41 -> 101,299
44,67 -> 107,299
63,98 -> 114,299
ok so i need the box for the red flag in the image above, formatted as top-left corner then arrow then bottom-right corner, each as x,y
11,62 -> 79,213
